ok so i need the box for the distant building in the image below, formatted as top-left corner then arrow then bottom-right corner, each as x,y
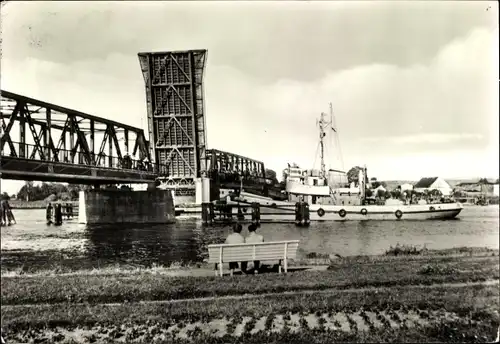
399,183 -> 413,192
456,179 -> 499,197
413,177 -> 452,196
480,184 -> 495,196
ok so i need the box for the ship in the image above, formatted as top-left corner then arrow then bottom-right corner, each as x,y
227,103 -> 463,221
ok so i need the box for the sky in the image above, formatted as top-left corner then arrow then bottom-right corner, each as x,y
1,1 -> 499,195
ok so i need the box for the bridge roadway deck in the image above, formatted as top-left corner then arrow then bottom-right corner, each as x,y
1,89 -> 159,184
0,155 -> 158,184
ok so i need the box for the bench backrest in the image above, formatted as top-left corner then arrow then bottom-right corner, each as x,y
207,240 -> 300,264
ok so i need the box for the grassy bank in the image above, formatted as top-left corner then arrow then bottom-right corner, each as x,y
2,253 -> 498,305
1,247 -> 499,343
2,245 -> 496,277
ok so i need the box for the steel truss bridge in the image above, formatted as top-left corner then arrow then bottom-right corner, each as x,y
206,148 -> 286,199
207,149 -> 266,187
0,90 -> 160,184
1,49 -> 279,199
138,50 -> 269,196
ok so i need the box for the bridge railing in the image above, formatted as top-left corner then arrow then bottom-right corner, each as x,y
208,170 -> 273,184
3,142 -> 169,176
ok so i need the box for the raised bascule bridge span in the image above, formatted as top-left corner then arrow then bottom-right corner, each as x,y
137,49 -> 274,203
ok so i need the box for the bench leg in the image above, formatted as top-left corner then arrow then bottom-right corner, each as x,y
219,262 -> 223,277
214,264 -> 218,277
241,261 -> 248,273
278,260 -> 282,274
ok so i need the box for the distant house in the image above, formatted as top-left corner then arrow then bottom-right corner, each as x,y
413,177 -> 452,196
456,183 -> 482,192
399,183 -> 413,192
456,179 -> 499,197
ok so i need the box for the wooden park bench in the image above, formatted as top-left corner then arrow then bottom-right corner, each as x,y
207,240 -> 300,276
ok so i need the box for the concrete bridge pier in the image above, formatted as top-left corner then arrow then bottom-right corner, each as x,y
196,177 -> 211,205
78,188 -> 175,225
197,177 -> 214,225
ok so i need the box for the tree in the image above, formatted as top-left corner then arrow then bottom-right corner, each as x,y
16,182 -> 84,202
376,189 -> 386,199
67,184 -> 82,200
17,181 -> 35,201
453,189 -> 466,198
45,194 -> 58,202
1,192 -> 10,200
347,166 -> 360,184
391,189 -> 402,199
265,169 -> 279,184
59,193 -> 71,201
347,166 -> 368,185
365,188 -> 373,198
429,189 -> 442,197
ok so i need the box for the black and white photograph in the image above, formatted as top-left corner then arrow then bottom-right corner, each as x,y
0,1 -> 499,343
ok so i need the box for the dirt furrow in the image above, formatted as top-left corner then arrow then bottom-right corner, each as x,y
1,309 -> 480,343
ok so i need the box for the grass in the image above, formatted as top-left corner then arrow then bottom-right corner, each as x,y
1,254 -> 498,305
3,246 -> 495,277
4,286 -> 498,325
1,247 -> 499,343
0,261 -> 199,278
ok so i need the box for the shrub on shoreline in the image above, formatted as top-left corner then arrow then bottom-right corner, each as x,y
385,244 -> 426,256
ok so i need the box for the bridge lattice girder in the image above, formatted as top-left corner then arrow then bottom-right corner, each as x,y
206,149 -> 266,180
138,50 -> 207,189
0,90 -> 159,184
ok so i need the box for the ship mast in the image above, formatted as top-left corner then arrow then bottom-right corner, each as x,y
318,110 -> 330,182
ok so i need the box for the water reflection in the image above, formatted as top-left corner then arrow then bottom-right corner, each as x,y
1,207 -> 498,272
83,223 -> 205,266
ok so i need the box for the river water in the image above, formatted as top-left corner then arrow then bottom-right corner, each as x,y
1,206 -> 498,272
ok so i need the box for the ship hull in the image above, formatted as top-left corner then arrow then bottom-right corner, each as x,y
226,194 -> 463,222
176,191 -> 463,222
260,204 -> 462,222
177,205 -> 463,221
